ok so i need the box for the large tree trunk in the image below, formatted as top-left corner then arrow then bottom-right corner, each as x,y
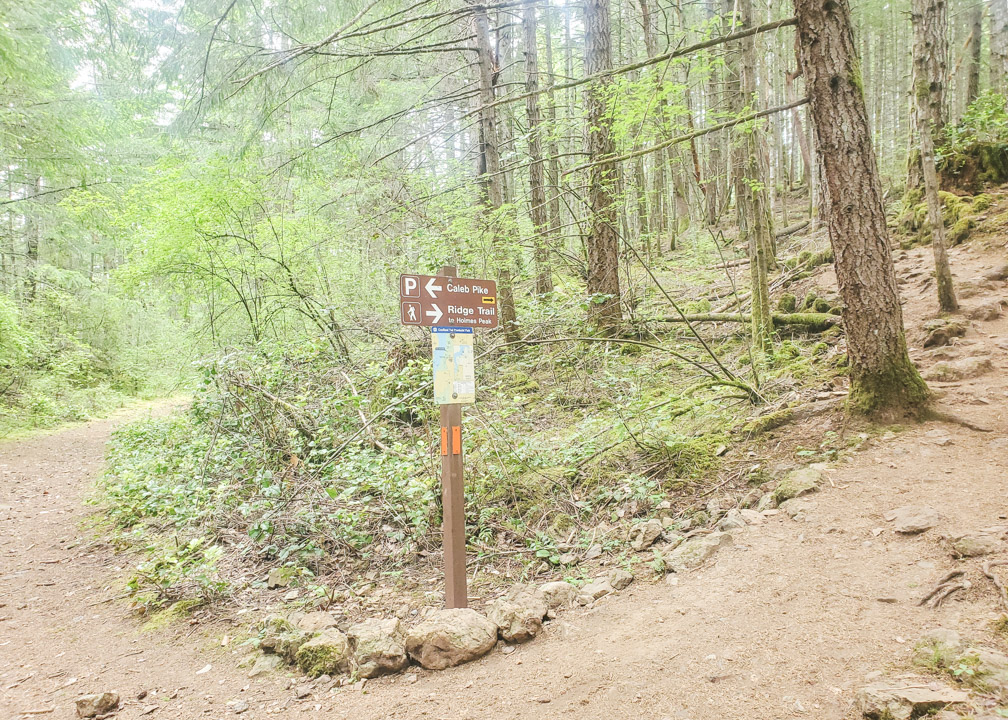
905,0 -> 948,190
542,2 -> 564,258
583,0 -> 623,330
473,7 -> 518,340
965,2 -> 982,106
638,0 -> 668,243
912,0 -> 958,313
993,0 -> 1008,90
721,0 -> 748,246
793,0 -> 929,415
736,0 -> 774,352
522,0 -> 553,295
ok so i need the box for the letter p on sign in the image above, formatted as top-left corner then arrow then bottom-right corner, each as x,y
401,275 -> 420,297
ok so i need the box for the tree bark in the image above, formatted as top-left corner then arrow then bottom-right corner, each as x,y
638,0 -> 668,242
993,0 -> 1008,90
542,2 -> 564,257
906,0 -> 948,190
736,0 -> 774,352
793,0 -> 929,415
473,7 -> 518,339
522,0 -> 553,295
721,0 -> 748,246
912,0 -> 958,313
966,2 -> 982,106
583,0 -> 623,329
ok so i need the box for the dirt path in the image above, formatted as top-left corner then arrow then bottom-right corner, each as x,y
2,242 -> 1007,720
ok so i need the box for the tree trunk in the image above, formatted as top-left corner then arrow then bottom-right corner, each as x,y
583,0 -> 623,330
721,0 -> 748,246
736,0 -> 774,352
912,0 -> 958,313
793,0 -> 929,415
993,0 -> 1008,90
965,2 -> 982,106
522,0 -> 553,295
542,2 -> 564,256
906,0 -> 948,190
473,7 -> 518,340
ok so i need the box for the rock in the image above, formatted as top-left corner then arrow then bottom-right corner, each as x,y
957,277 -> 998,298
348,618 -> 409,678
883,505 -> 940,534
295,684 -> 312,699
584,544 -> 603,560
982,263 -> 1008,281
629,519 -> 663,551
556,552 -> 576,565
717,509 -> 746,531
486,588 -> 547,643
404,609 -> 498,670
581,578 -> 614,600
951,532 -> 1004,557
664,532 -> 734,572
913,628 -> 963,667
968,301 -> 1003,321
295,629 -> 351,678
779,498 -> 815,521
294,611 -> 339,633
922,320 -> 967,348
755,492 -> 774,512
608,568 -> 634,591
247,652 -> 283,678
536,581 -> 577,610
959,647 -> 1008,699
575,593 -> 594,606
261,629 -> 311,663
856,681 -> 969,720
229,700 -> 249,714
267,567 -> 298,589
772,468 -> 820,505
923,356 -> 993,382
739,509 -> 764,525
75,692 -> 120,718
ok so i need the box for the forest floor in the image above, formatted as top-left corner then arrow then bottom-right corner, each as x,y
2,232 -> 1007,720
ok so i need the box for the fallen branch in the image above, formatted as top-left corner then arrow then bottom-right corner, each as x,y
648,311 -> 840,332
776,219 -> 811,238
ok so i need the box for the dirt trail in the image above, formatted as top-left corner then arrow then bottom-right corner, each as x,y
2,242 -> 1007,720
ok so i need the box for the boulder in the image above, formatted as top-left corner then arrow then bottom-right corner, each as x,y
664,532 -> 733,572
75,692 -> 120,718
884,505 -> 940,534
404,609 -> 497,670
779,498 -> 815,521
717,509 -> 746,531
260,628 -> 311,663
951,532 -> 1004,557
348,618 -> 409,678
982,263 -> 1008,281
739,509 -> 764,525
607,568 -> 634,591
293,611 -> 339,634
581,578 -> 614,600
923,356 -> 993,382
486,588 -> 547,643
772,468 -> 820,505
537,581 -> 577,610
959,647 -> 1008,699
922,320 -> 967,348
247,652 -> 283,678
968,301 -> 1003,321
856,681 -> 969,720
629,519 -> 663,551
295,629 -> 351,677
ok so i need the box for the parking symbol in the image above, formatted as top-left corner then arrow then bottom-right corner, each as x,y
401,275 -> 420,298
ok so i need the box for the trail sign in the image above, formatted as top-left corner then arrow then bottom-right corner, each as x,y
399,273 -> 498,328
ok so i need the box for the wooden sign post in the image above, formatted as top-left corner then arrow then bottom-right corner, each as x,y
398,265 -> 498,609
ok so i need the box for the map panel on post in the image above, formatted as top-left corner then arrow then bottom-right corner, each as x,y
399,274 -> 499,329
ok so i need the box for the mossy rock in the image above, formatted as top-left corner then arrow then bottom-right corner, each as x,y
772,467 -> 821,505
802,290 -> 818,311
949,216 -> 974,245
295,629 -> 351,677
812,297 -> 832,314
938,141 -> 1008,193
502,370 -> 540,394
777,293 -> 797,313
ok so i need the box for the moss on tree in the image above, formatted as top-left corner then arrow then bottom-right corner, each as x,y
848,339 -> 930,416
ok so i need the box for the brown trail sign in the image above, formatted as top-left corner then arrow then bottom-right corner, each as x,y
398,267 -> 498,609
399,273 -> 498,328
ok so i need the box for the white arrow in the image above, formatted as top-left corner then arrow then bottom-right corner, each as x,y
425,305 -> 443,324
425,277 -> 442,298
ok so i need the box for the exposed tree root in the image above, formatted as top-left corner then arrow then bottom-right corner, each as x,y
981,560 -> 1008,611
919,570 -> 970,608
